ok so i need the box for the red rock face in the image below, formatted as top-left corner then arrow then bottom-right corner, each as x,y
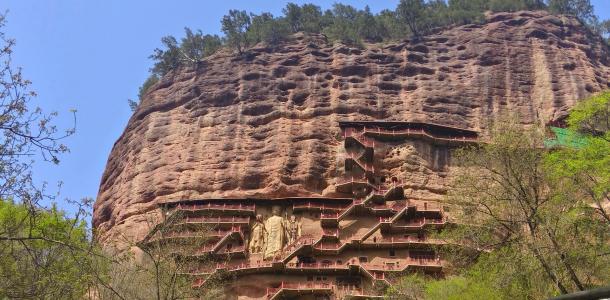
93,11 -> 610,246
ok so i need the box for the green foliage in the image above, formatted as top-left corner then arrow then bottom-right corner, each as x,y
389,92 -> 610,299
323,4 -> 364,45
282,3 -> 326,33
396,0 -> 428,37
545,91 -> 610,224
150,28 -> 222,77
548,0 -> 598,24
425,275 -> 501,300
128,74 -> 159,111
247,12 -> 290,45
488,0 -> 546,12
600,19 -> 610,44
139,74 -> 159,100
221,10 -> 251,54
385,273 -> 426,299
0,200 -> 93,299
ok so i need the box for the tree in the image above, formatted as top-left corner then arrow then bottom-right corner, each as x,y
437,116 -> 610,297
128,75 -> 159,112
356,6 -> 384,42
300,4 -> 325,33
149,36 -> 181,77
323,4 -> 362,45
247,13 -> 290,45
548,0 -> 597,25
93,211 -> 222,300
282,3 -> 324,34
179,28 -> 222,63
488,0 -> 546,12
0,200 -> 94,299
375,9 -> 406,41
283,3 -> 302,32
396,0 -> 429,38
601,19 -> 610,44
0,14 -> 74,195
545,91 -> 610,225
221,10 -> 251,54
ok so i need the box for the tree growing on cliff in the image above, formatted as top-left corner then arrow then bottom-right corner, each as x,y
221,10 -> 251,54
247,12 -> 290,45
548,0 -> 598,25
396,0 -> 429,38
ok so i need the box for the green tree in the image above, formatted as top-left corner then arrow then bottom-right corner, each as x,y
445,0 -> 486,25
396,0 -> 429,38
548,0 -> 597,25
437,116 -> 610,297
375,9 -> 406,41
0,200 -> 93,299
283,3 -> 302,32
150,35 -> 181,77
601,19 -> 610,43
221,10 -> 251,54
323,4 -> 362,45
94,211 -> 222,300
283,3 -> 324,33
247,13 -> 290,45
545,91 -> 610,225
179,28 -> 222,63
128,75 -> 159,111
356,6 -> 384,42
488,0 -> 546,12
300,4 -> 325,33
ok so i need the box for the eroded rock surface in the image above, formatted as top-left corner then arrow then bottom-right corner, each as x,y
94,11 -> 610,246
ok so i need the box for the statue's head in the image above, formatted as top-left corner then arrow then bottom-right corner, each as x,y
271,206 -> 282,216
290,215 -> 296,222
256,214 -> 263,222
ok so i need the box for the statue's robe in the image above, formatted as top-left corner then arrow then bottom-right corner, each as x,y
263,215 -> 285,260
249,221 -> 265,253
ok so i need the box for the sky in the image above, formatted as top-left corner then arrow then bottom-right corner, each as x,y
2,1 -> 609,221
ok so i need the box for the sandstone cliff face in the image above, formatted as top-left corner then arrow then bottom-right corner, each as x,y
93,11 -> 610,245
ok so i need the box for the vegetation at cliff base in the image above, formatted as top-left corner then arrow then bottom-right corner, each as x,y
387,91 -> 610,299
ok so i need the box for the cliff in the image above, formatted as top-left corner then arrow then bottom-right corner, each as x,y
93,11 -> 610,246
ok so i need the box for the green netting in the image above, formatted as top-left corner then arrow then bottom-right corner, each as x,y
544,127 -> 588,149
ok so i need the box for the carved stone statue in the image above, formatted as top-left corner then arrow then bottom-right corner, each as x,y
263,206 -> 286,260
285,214 -> 302,245
248,214 -> 266,253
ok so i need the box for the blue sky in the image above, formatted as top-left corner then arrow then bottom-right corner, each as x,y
2,1 -> 609,220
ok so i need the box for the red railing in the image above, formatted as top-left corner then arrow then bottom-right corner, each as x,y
174,202 -> 255,212
346,152 -> 375,173
363,256 -> 441,271
183,216 -> 250,224
414,201 -> 443,212
286,261 -> 347,269
191,261 -> 275,286
403,217 -> 446,226
322,228 -> 339,237
314,242 -> 345,250
293,202 -> 347,211
216,245 -> 246,254
320,212 -> 340,219
370,201 -> 407,212
266,282 -> 333,299
363,126 -> 478,143
344,128 -> 375,148
366,235 -> 429,244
